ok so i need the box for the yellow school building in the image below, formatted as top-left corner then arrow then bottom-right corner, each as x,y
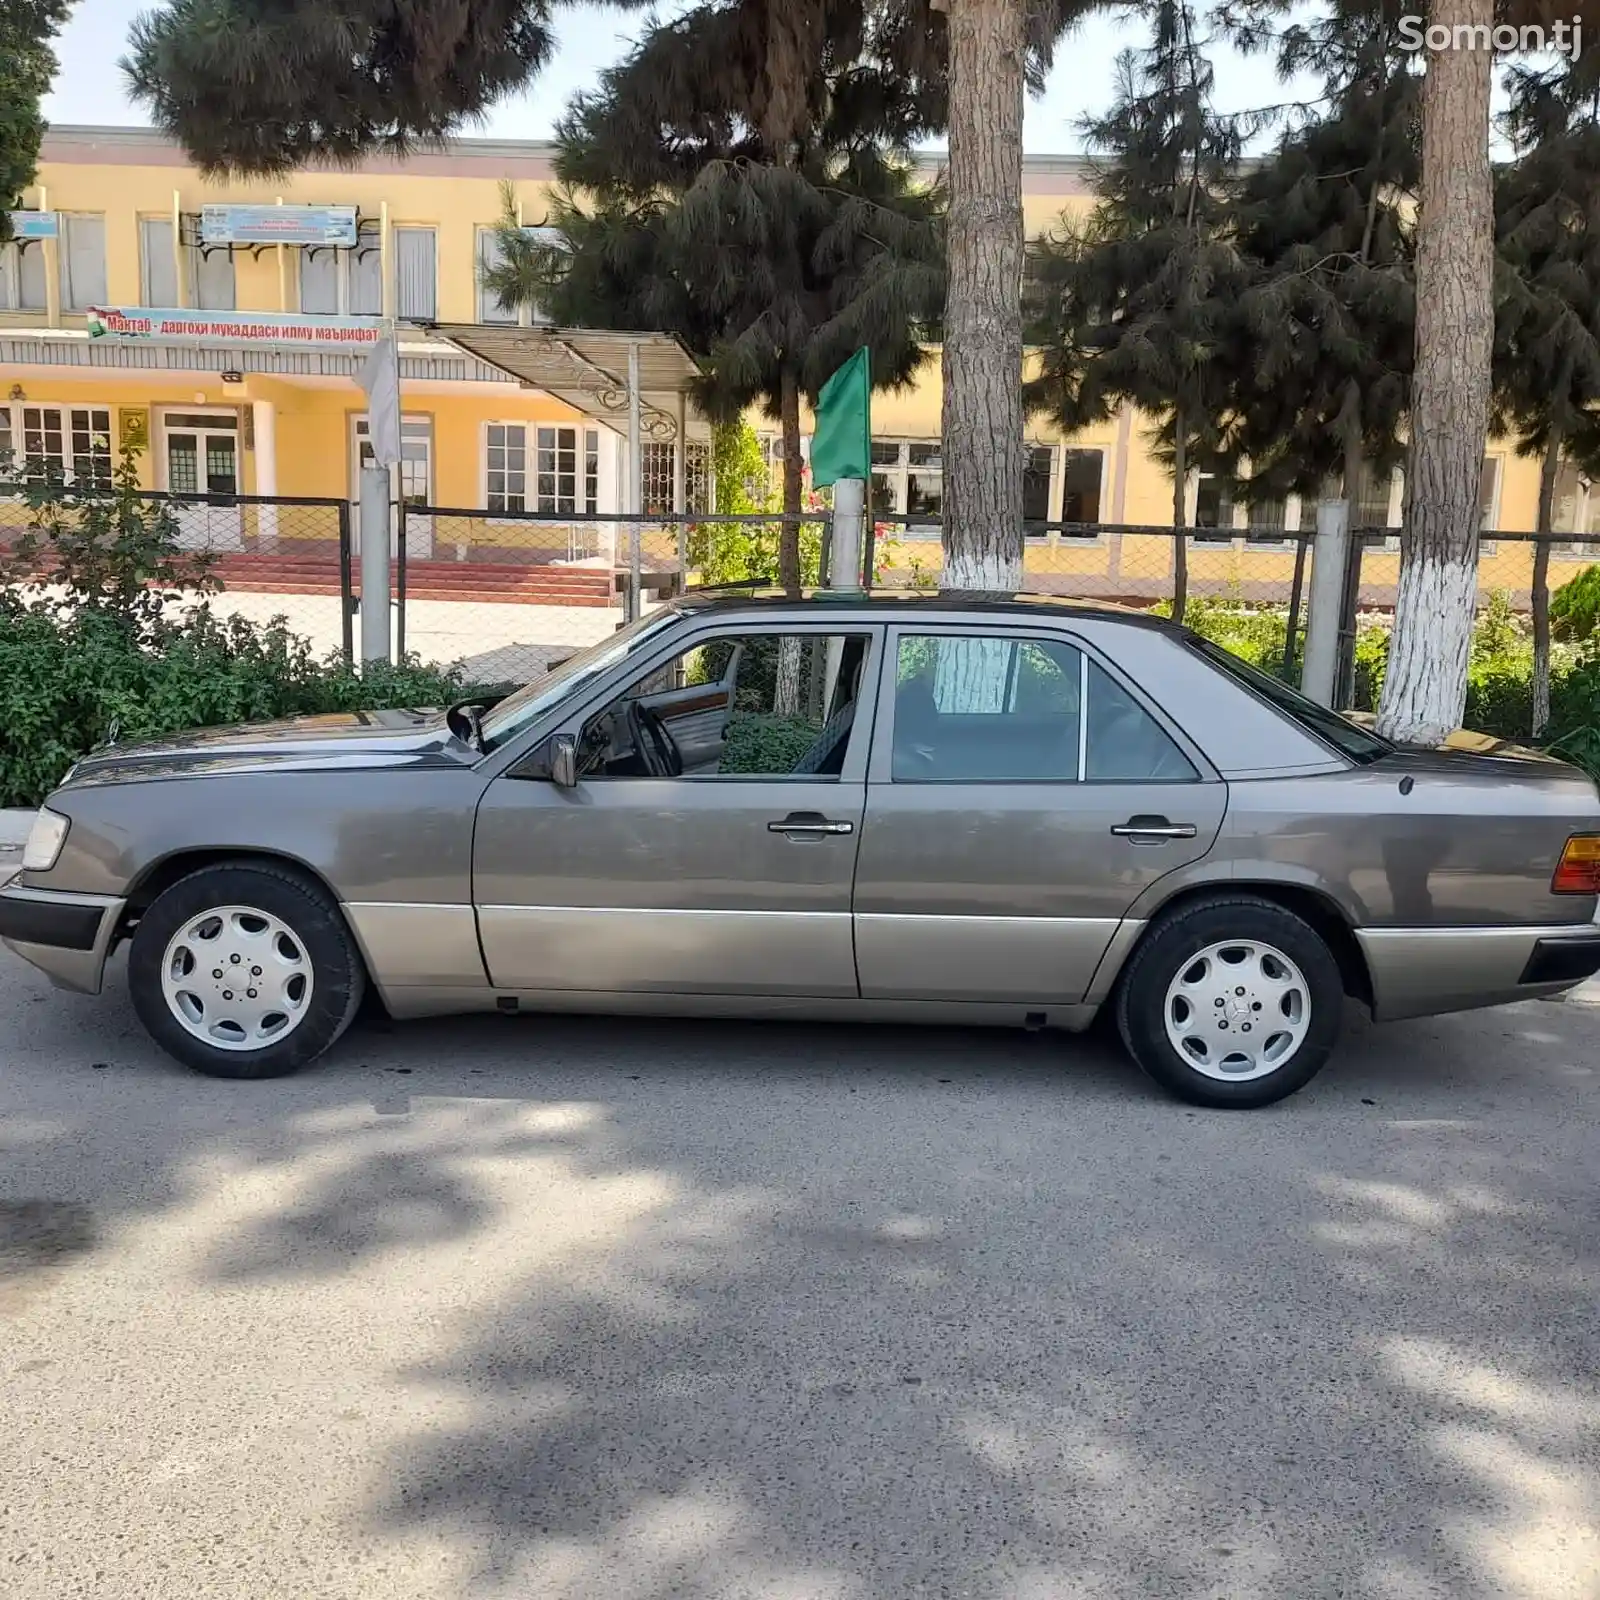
3,124 -> 1592,607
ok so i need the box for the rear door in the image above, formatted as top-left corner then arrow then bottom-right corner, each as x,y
852,624 -> 1225,1004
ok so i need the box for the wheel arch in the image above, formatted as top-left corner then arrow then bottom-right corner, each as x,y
121,847 -> 347,935
1100,881 -> 1373,1014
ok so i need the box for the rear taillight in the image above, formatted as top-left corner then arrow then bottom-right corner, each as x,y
1552,834 -> 1600,894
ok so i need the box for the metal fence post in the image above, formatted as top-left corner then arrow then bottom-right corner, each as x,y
1301,500 -> 1350,706
395,496 -> 408,661
626,340 -> 642,622
1283,533 -> 1309,686
338,500 -> 355,665
359,464 -> 391,667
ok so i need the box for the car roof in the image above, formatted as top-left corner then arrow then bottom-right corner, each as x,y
673,588 -> 1184,633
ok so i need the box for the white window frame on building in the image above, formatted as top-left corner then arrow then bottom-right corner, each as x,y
0,232 -> 49,311
870,438 -> 945,535
190,239 -> 236,311
1188,469 -> 1303,547
139,216 -> 179,305
1051,446 -> 1108,539
299,220 -> 383,316
1552,457 -> 1600,555
0,402 -> 112,486
392,225 -> 437,322
477,225 -> 547,325
351,413 -> 434,506
57,212 -> 108,312
483,422 -> 602,516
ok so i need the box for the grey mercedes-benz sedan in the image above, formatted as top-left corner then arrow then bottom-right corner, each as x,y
5,592 -> 1600,1107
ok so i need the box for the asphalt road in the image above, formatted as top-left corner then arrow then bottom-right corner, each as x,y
2,950 -> 1597,1600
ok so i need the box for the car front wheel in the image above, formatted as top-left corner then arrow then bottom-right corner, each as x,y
128,863 -> 365,1079
1115,896 -> 1345,1108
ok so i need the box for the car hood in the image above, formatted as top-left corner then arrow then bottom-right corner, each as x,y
58,708 -> 477,788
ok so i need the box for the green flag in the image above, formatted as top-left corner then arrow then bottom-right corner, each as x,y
809,347 -> 871,487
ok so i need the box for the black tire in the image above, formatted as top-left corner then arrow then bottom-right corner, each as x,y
1115,895 -> 1344,1109
128,862 -> 366,1080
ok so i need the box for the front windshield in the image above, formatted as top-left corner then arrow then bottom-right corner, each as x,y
479,608 -> 683,751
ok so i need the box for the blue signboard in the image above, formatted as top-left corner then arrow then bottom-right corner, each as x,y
7,211 -> 59,240
200,204 -> 359,248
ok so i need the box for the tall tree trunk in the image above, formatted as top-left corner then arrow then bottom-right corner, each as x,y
1171,416 -> 1189,625
1533,434 -> 1560,739
1336,401 -> 1366,708
778,363 -> 803,594
941,0 -> 1025,591
1376,0 -> 1494,745
774,364 -> 805,714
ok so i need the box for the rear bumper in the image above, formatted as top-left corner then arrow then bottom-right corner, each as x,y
0,885 -> 126,995
1358,923 -> 1600,1022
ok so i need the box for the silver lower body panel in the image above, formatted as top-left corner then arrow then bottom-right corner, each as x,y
1357,922 -> 1598,1021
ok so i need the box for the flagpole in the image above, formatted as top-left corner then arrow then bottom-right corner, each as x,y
388,319 -> 405,658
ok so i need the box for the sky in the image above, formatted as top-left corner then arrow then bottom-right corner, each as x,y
41,0 -> 1303,155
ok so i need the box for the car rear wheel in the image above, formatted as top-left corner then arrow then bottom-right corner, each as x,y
1115,896 -> 1344,1108
128,863 -> 365,1079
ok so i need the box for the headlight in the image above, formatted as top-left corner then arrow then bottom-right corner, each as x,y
22,808 -> 70,874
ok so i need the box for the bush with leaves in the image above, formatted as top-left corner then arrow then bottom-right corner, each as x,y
0,456 -> 493,806
2,451 -> 218,638
1550,563 -> 1600,643
720,713 -> 823,776
0,602 -> 477,807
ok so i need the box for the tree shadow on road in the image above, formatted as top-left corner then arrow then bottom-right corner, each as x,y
2,960 -> 1598,1598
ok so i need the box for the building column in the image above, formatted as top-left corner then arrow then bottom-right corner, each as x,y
252,398 -> 279,550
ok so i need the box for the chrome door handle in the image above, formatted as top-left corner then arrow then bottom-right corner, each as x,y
1110,817 -> 1197,841
768,814 -> 854,837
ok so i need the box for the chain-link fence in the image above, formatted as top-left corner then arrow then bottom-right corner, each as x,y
0,487 -> 354,661
12,480 -> 1578,693
392,504 -> 824,683
147,492 -> 354,660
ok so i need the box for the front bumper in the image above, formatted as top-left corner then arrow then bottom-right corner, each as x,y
1357,923 -> 1600,1022
0,885 -> 126,994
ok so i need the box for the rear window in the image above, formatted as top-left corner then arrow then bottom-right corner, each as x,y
1188,639 -> 1391,765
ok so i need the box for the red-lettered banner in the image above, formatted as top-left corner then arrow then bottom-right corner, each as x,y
87,306 -> 384,348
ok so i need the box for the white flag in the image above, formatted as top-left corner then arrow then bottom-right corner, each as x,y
357,331 -> 402,468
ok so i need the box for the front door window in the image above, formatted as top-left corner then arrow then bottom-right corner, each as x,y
580,631 -> 873,780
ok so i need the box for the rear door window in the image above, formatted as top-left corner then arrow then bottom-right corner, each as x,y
891,634 -> 1083,781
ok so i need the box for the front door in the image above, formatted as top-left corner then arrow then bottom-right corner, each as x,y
851,626 -> 1225,1004
474,624 -> 880,997
163,411 -> 242,551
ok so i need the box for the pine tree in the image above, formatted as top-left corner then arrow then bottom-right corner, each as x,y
0,0 -> 70,241
124,0 -> 1104,590
481,7 -> 946,593
1495,49 -> 1600,736
1220,13 -> 1417,516
1024,0 -> 1245,622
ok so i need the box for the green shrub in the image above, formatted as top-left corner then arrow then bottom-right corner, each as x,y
1551,563 -> 1600,642
0,603 -> 478,807
720,712 -> 822,775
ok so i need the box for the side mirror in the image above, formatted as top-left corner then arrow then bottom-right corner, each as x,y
549,733 -> 579,789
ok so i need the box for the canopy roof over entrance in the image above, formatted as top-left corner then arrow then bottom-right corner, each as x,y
432,325 -> 701,440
